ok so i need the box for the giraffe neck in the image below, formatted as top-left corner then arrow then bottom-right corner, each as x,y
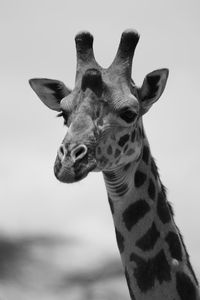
103,133 -> 199,300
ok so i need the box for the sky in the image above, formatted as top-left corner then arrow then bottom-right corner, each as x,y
0,0 -> 200,277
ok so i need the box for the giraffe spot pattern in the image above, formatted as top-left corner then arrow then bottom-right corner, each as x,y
136,222 -> 160,251
165,231 -> 183,261
124,163 -> 131,171
148,178 -> 156,200
111,133 -> 116,141
114,149 -> 121,158
127,148 -> 135,156
107,145 -> 113,155
123,199 -> 150,231
124,144 -> 129,153
157,191 -> 171,224
100,156 -> 109,166
134,170 -> 147,188
125,269 -> 136,300
130,250 -> 171,293
176,271 -> 197,300
142,145 -> 150,164
115,228 -> 125,253
118,134 -> 130,147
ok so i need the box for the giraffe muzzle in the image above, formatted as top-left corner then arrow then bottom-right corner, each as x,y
55,143 -> 97,183
57,144 -> 88,163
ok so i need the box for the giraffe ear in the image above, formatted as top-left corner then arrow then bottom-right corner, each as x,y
137,69 -> 169,114
29,78 -> 71,111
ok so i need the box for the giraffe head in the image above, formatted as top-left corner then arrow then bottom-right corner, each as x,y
29,30 -> 169,183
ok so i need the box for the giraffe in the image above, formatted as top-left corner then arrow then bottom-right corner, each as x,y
29,30 -> 200,300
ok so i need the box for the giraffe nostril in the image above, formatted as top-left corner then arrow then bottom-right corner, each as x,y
58,144 -> 67,161
71,144 -> 88,162
60,146 -> 64,156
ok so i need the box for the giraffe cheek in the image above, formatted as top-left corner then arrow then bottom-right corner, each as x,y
95,150 -> 110,170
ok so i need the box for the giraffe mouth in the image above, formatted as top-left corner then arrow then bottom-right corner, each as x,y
54,152 -> 97,183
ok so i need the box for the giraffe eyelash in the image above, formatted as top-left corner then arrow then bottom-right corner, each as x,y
57,111 -> 68,126
119,108 -> 138,124
56,112 -> 63,118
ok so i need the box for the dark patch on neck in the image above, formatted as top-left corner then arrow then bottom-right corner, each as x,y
165,231 -> 183,261
157,186 -> 171,224
134,170 -> 147,188
114,148 -> 121,158
142,145 -> 150,165
148,178 -> 156,200
122,199 -> 150,231
107,145 -> 113,155
118,134 -> 130,147
126,148 -> 135,156
176,271 -> 197,300
115,228 -> 125,254
125,269 -> 136,300
130,250 -> 171,293
124,162 -> 131,172
136,222 -> 160,251
124,144 -> 129,153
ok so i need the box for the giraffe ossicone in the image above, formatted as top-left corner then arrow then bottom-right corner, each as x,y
29,29 -> 200,300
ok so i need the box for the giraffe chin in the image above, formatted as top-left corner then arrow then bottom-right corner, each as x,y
54,156 -> 97,183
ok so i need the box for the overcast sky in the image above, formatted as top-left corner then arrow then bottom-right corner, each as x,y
0,0 -> 200,274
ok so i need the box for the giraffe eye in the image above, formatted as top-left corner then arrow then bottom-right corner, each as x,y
119,108 -> 137,124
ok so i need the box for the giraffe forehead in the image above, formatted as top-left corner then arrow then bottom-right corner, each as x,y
61,88 -> 98,111
61,80 -> 139,116
78,67 -> 138,100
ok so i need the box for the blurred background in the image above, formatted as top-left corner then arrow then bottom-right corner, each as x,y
0,0 -> 200,299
